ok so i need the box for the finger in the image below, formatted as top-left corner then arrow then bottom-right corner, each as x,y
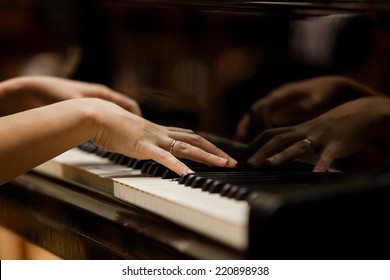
313,146 -> 336,172
169,141 -> 231,167
253,101 -> 273,129
248,126 -> 294,154
247,101 -> 273,137
265,139 -> 314,166
166,127 -> 196,134
235,113 -> 250,141
98,88 -> 142,116
122,98 -> 142,116
248,130 -> 304,166
147,144 -> 194,175
168,131 -> 237,167
113,94 -> 142,116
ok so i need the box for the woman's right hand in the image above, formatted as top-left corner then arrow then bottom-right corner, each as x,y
90,99 -> 237,175
0,98 -> 237,184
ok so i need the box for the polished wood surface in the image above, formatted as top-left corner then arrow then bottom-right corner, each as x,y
0,172 -> 244,259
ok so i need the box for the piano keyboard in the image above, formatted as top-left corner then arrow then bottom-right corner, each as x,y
33,142 -> 250,250
33,141 -> 355,251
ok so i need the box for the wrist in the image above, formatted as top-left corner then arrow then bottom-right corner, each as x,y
76,98 -> 123,145
73,98 -> 107,139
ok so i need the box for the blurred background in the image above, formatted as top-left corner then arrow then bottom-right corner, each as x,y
2,0 -> 390,259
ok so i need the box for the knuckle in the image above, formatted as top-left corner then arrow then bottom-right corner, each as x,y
95,84 -> 111,97
260,129 -> 273,139
187,134 -> 203,143
273,133 -> 288,144
177,142 -> 191,154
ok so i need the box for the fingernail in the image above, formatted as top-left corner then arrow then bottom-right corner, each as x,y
247,159 -> 255,166
247,156 -> 258,167
218,157 -> 229,164
227,157 -> 238,167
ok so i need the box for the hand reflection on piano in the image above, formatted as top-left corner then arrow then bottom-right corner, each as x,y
240,78 -> 390,173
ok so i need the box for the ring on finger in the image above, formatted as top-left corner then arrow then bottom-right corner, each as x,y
302,138 -> 312,146
169,140 -> 178,154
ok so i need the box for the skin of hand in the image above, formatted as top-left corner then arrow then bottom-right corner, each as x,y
235,76 -> 384,142
246,96 -> 390,172
0,76 -> 141,116
0,98 -> 237,185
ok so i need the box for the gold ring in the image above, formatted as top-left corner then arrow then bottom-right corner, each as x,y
169,140 -> 178,154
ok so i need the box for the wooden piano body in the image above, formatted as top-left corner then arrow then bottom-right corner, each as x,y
2,0 -> 390,259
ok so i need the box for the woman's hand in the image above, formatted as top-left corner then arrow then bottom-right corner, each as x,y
246,97 -> 390,172
235,76 -> 383,142
0,76 -> 141,116
91,99 -> 237,175
0,98 -> 236,184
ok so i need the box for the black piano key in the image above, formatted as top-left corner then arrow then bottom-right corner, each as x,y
178,173 -> 195,184
226,185 -> 245,198
95,147 -> 110,158
162,169 -> 180,179
126,158 -> 137,167
132,159 -> 150,169
141,161 -> 154,174
77,141 -> 356,204
189,176 -> 209,188
220,184 -> 235,197
118,155 -> 132,166
207,180 -> 227,193
108,152 -> 119,161
146,162 -> 162,176
78,141 -> 97,153
150,164 -> 167,177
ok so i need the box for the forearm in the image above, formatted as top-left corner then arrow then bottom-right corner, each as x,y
0,99 -> 99,185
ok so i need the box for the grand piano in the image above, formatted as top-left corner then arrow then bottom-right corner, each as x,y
1,0 -> 390,259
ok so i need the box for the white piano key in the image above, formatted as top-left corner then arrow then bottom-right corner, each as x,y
113,177 -> 249,250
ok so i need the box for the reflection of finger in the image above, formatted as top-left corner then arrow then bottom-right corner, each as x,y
171,141 -> 230,167
266,139 -> 313,166
167,127 -> 195,133
313,148 -> 334,172
248,131 -> 304,166
249,127 -> 295,153
235,113 -> 250,141
257,103 -> 273,129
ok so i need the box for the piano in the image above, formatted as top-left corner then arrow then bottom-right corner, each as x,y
2,0 -> 390,259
